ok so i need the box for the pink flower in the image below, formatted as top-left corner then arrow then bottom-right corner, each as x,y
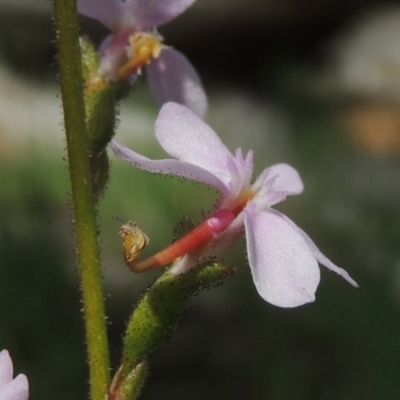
0,350 -> 29,400
110,102 -> 358,308
78,0 -> 207,117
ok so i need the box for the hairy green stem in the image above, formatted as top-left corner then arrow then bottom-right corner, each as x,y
53,1 -> 110,398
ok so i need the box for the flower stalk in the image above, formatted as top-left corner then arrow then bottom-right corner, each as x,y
52,1 -> 110,398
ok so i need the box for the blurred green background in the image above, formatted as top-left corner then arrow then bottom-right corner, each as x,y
1,1 -> 400,399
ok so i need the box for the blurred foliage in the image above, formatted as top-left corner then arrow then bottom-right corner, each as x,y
0,152 -> 86,399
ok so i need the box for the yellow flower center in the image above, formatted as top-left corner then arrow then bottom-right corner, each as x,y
117,32 -> 164,79
226,188 -> 256,217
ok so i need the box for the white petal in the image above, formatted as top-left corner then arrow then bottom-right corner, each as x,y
0,374 -> 29,400
296,226 -> 359,287
110,140 -> 228,194
244,206 -> 320,308
154,102 -> 235,186
254,163 -> 304,196
126,0 -> 196,30
147,49 -> 207,118
78,0 -> 128,30
0,351 -> 13,386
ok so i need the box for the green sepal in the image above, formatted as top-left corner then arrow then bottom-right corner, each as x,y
80,35 -> 100,80
90,150 -> 109,199
108,362 -> 148,400
80,36 -> 117,153
119,262 -> 236,379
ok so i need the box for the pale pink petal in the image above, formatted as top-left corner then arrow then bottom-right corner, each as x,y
241,151 -> 254,187
147,49 -> 207,118
251,189 -> 288,211
274,212 -> 359,287
110,140 -> 228,194
221,149 -> 253,202
244,206 -> 320,308
78,0 -> 128,31
154,103 -> 236,186
0,351 -> 28,400
126,0 -> 196,30
0,374 -> 29,400
253,163 -> 304,196
0,351 -> 13,386
296,226 -> 359,287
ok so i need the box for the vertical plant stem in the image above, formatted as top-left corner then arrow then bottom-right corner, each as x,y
53,1 -> 110,398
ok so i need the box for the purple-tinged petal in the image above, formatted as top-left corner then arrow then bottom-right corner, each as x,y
296,226 -> 359,287
78,0 -> 129,31
154,103 -> 236,186
110,140 -> 228,194
244,206 -> 320,308
126,0 -> 196,30
147,49 -> 207,118
254,163 -> 304,196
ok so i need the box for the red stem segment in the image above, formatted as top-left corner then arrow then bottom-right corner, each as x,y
132,209 -> 235,272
